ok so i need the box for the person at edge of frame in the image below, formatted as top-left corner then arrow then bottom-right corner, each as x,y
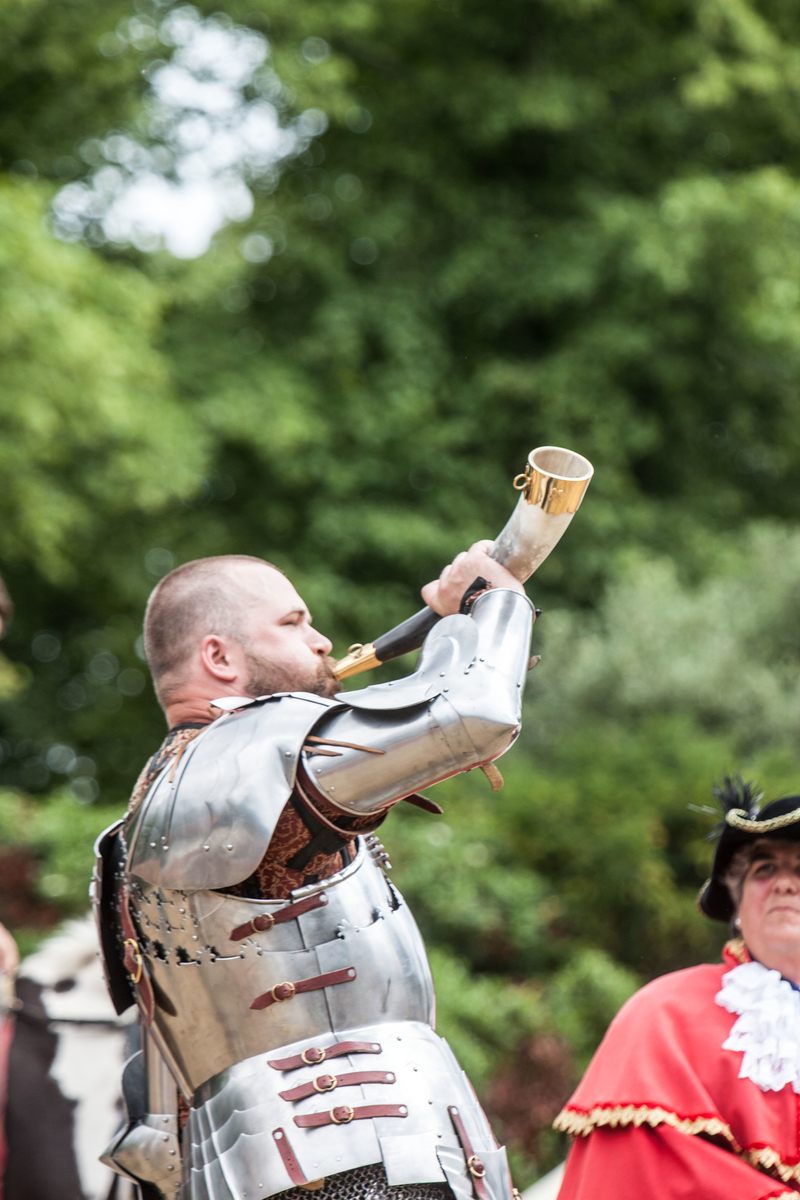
0,578 -> 20,1200
554,776 -> 800,1200
96,543 -> 535,1200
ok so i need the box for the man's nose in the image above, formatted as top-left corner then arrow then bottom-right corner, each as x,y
309,629 -> 333,657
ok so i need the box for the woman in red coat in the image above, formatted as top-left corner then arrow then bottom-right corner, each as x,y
555,780 -> 800,1199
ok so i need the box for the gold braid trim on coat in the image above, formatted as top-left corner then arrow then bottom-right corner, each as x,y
554,1104 -> 800,1188
553,1104 -> 740,1150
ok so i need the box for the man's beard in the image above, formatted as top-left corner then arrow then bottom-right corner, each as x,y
243,649 -> 340,700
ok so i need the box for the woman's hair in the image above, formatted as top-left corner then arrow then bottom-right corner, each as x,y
724,844 -> 759,913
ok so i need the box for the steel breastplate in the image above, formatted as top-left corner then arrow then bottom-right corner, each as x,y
129,845 -> 510,1200
129,841 -> 435,1092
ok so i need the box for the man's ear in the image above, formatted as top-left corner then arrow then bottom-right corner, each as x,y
199,635 -> 240,683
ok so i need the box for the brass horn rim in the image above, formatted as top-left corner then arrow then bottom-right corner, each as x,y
528,445 -> 594,484
514,445 -> 594,514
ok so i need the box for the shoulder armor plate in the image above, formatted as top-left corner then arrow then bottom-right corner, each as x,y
126,693 -> 343,891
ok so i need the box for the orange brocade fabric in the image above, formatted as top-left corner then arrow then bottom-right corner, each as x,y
554,942 -> 800,1199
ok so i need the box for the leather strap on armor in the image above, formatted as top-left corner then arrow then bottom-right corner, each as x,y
251,967 -> 357,1011
272,1128 -> 307,1186
119,886 -> 155,1026
448,1106 -> 489,1200
267,1040 -> 383,1071
279,1070 -> 395,1102
294,1104 -> 408,1128
229,892 -> 328,941
400,793 -> 444,815
459,576 -> 492,613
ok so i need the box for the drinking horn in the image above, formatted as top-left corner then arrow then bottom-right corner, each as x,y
333,446 -> 594,680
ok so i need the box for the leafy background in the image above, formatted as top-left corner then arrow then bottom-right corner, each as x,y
3,0 -> 800,1183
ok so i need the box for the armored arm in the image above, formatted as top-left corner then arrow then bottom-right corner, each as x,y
304,588 -> 534,815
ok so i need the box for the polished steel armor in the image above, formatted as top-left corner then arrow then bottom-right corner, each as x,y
100,588 -> 534,1200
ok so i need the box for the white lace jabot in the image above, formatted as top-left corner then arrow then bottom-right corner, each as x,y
716,960 -> 800,1093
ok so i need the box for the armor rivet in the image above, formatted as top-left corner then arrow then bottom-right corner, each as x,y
400,1107 -> 407,1115
179,908 -> 185,914
169,1149 -> 176,1155
162,1135 -> 169,1141
443,688 -> 449,692
168,1166 -> 174,1171
203,845 -> 210,851
440,672 -> 445,677
285,751 -> 291,757
226,844 -> 233,850
150,842 -> 157,848
192,935 -> 198,940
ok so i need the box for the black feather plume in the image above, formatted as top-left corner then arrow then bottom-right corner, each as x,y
706,774 -> 763,840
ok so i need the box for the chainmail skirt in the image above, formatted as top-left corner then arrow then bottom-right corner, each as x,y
274,1162 -> 454,1200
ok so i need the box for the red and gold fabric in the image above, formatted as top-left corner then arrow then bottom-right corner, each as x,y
554,942 -> 800,1198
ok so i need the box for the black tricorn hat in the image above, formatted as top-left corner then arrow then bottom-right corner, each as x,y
698,776 -> 800,922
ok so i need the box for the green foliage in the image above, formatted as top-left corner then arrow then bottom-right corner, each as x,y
547,949 -> 639,1074
0,182 -> 206,582
428,948 -> 545,1093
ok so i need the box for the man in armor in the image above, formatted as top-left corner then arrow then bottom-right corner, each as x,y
94,544 -> 534,1200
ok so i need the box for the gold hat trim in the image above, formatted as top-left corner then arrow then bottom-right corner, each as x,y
726,807 -> 800,833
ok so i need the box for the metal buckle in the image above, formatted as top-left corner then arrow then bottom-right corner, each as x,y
302,1047 -> 325,1065
330,1106 -> 354,1125
123,939 -> 143,984
252,913 -> 275,933
313,1074 -> 337,1093
271,981 -> 296,1003
467,1157 -> 486,1179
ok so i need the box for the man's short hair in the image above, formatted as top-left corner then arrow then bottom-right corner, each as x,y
143,555 -> 281,706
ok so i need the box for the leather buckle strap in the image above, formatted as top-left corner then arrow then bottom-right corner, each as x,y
448,1106 -> 489,1200
279,1070 -> 396,1102
273,1128 -> 325,1191
119,886 -> 155,1027
294,1104 -> 408,1129
229,893 -> 328,942
267,1040 -> 382,1072
251,967 -> 356,1011
273,1128 -> 306,1186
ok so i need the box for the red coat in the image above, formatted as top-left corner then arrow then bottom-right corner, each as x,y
554,943 -> 800,1199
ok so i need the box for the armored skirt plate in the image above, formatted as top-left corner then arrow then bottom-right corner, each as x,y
129,843 -> 436,1091
186,1020 -> 512,1200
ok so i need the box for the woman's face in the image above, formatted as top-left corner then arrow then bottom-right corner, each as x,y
738,840 -> 800,960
